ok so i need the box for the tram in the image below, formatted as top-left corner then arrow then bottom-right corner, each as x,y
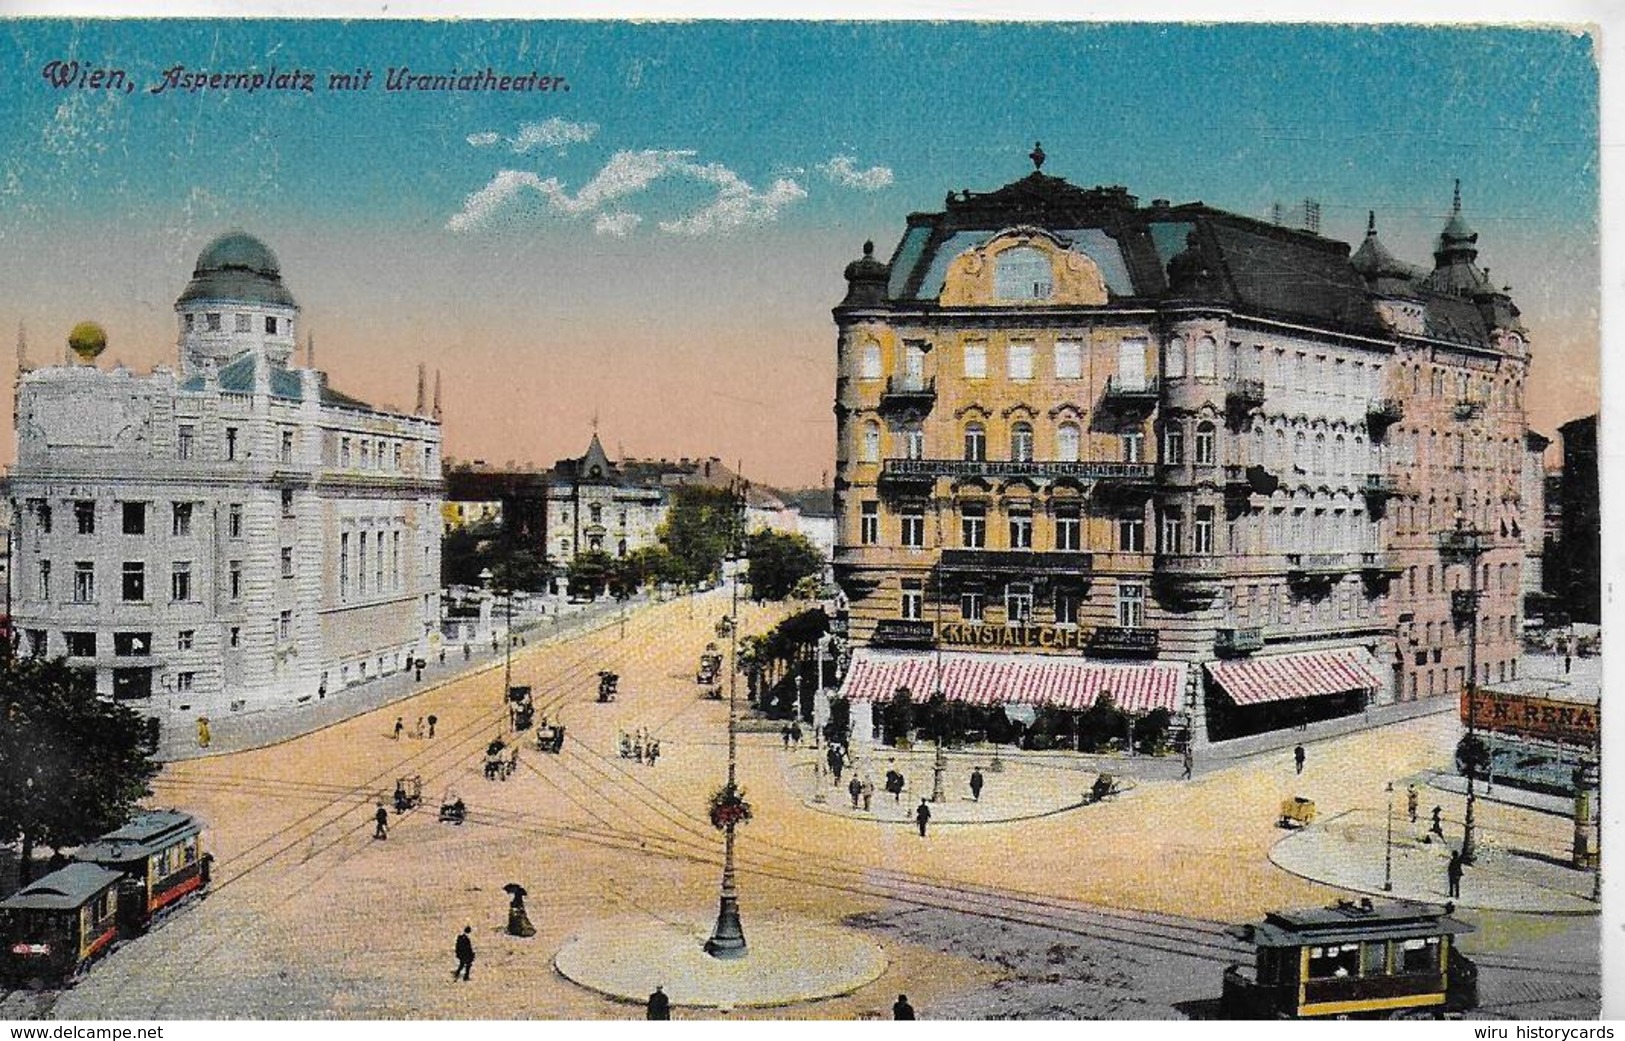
73,811 -> 211,933
1221,897 -> 1478,1019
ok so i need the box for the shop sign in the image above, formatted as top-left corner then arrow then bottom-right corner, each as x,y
937,623 -> 1086,651
1461,688 -> 1599,746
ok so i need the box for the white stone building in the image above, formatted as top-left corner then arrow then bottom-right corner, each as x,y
7,232 -> 442,721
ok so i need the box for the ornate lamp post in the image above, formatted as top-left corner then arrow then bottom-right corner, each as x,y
1442,507 -> 1484,864
705,544 -> 747,958
1383,781 -> 1395,892
930,508 -> 947,803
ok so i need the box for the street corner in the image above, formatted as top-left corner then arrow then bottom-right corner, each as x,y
1267,807 -> 1600,915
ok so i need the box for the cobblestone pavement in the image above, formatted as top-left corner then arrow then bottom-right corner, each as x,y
14,605 -> 1602,1019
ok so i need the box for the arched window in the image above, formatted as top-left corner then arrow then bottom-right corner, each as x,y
1194,336 -> 1218,378
1312,433 -> 1326,475
860,342 -> 882,380
994,246 -> 1053,300
964,422 -> 986,462
1295,431 -> 1307,471
861,421 -> 881,462
1195,422 -> 1215,466
1056,422 -> 1081,463
1010,422 -> 1034,463
1333,434 -> 1346,475
1165,337 -> 1187,379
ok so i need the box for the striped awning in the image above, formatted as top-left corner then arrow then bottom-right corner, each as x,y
1205,648 -> 1383,707
838,649 -> 1186,714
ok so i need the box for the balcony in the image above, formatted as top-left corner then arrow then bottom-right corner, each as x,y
1358,551 -> 1403,576
938,548 -> 1093,577
1452,398 -> 1484,421
1437,528 -> 1487,561
1224,463 -> 1280,497
1156,553 -> 1224,582
1451,589 -> 1481,620
879,458 -> 1155,486
1226,377 -> 1266,413
1215,626 -> 1265,656
1087,625 -> 1159,658
1102,375 -> 1161,409
1286,553 -> 1349,579
1366,398 -> 1405,436
879,374 -> 936,414
1362,473 -> 1402,502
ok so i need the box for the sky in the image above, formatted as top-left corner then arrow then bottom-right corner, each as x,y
0,20 -> 1600,488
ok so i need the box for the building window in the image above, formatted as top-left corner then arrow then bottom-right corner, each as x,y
265,315 -> 279,334
1165,337 -> 1186,379
1195,507 -> 1215,554
861,422 -> 881,463
184,314 -> 195,331
177,424 -> 195,460
339,533 -> 350,598
277,429 -> 294,464
341,438 -> 353,467
26,630 -> 46,657
859,342 -> 882,380
235,312 -> 252,333
900,579 -> 924,620
358,533 -> 368,594
30,499 -> 51,533
963,340 -> 987,379
393,531 -> 402,589
177,630 -> 194,651
168,502 -> 193,537
900,506 -> 925,548
229,503 -> 243,538
1057,422 -> 1080,463
964,422 -> 987,462
375,538 -> 384,591
73,562 -> 95,603
590,504 -> 603,524
281,546 -> 294,579
1163,425 -> 1185,465
121,562 -> 145,602
1008,503 -> 1033,549
229,560 -> 242,600
1010,422 -> 1034,462
1055,340 -> 1082,380
1117,514 -> 1146,553
230,626 -> 241,649
994,246 -> 1052,300
1055,506 -> 1081,551
176,672 -> 195,692
860,502 -> 879,545
960,591 -> 984,622
171,562 -> 193,602
225,427 -> 238,460
1195,422 -> 1216,465
120,501 -> 146,535
65,631 -> 96,657
281,488 -> 295,517
205,313 -> 221,332
1161,507 -> 1184,554
1054,590 -> 1079,626
360,442 -> 372,470
902,424 -> 925,460
1194,337 -> 1218,378
278,611 -> 292,641
961,503 -> 987,548
1117,582 -> 1146,628
1008,340 -> 1035,381
74,500 -> 95,535
1122,428 -> 1145,463
1004,582 -> 1034,626
37,560 -> 50,601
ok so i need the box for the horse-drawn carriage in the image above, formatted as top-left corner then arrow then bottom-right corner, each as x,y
536,723 -> 566,754
508,685 -> 535,731
438,789 -> 466,824
597,671 -> 619,703
697,644 -> 723,684
393,775 -> 423,814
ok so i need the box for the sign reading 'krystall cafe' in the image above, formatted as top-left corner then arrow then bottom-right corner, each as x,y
871,619 -> 1159,656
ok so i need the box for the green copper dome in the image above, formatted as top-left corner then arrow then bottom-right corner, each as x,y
176,231 -> 296,308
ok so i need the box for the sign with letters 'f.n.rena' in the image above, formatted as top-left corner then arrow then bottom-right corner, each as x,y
1461,689 -> 1600,747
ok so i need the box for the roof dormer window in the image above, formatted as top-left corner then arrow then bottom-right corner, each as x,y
994,246 -> 1053,301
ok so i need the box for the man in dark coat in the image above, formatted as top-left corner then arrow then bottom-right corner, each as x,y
915,799 -> 931,838
647,985 -> 671,1020
969,767 -> 985,802
893,994 -> 915,1020
1293,744 -> 1305,775
1430,805 -> 1445,839
374,803 -> 389,839
1447,850 -> 1464,898
849,775 -> 863,808
453,926 -> 475,980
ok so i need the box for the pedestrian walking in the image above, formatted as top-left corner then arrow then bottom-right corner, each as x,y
887,769 -> 905,802
915,799 -> 931,838
394,717 -> 405,741
782,725 -> 792,749
790,723 -> 802,747
893,994 -> 915,1020
828,744 -> 845,784
634,736 -> 645,763
1181,742 -> 1194,780
374,802 -> 389,840
969,767 -> 985,802
453,926 -> 475,981
428,714 -> 438,738
861,778 -> 875,811
196,715 -> 211,749
1447,849 -> 1463,898
1430,805 -> 1444,839
646,985 -> 671,1020
439,647 -> 446,665
464,642 -> 471,661
1406,784 -> 1419,823
1564,653 -> 1573,675
647,740 -> 660,767
1294,744 -> 1305,775
414,716 -> 425,739
849,775 -> 863,809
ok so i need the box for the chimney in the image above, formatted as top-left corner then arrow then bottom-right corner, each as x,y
416,362 -> 426,415
432,369 -> 442,421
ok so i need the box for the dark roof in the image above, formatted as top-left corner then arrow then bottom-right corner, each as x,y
178,352 -> 380,412
1237,899 -> 1472,949
75,811 -> 200,863
177,231 -> 297,309
0,863 -> 124,910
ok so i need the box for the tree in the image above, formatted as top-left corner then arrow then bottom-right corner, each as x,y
489,546 -> 552,594
658,485 -> 745,585
1455,734 -> 1491,780
0,656 -> 161,886
745,530 -> 824,602
567,550 -> 615,600
442,519 -> 555,593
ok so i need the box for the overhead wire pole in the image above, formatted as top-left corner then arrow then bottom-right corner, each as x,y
705,480 -> 747,959
931,506 -> 947,803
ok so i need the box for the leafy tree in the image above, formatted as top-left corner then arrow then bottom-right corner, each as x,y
566,550 -> 615,600
0,656 -> 161,886
442,519 -> 554,593
1455,734 -> 1491,780
489,546 -> 553,594
658,485 -> 745,585
745,530 -> 824,602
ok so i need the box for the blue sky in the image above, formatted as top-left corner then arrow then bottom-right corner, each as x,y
0,21 -> 1600,484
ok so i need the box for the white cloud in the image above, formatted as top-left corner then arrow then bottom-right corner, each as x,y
539,149 -> 697,214
466,131 -> 501,147
446,169 -> 548,232
594,211 -> 642,237
659,169 -> 807,235
509,117 -> 600,154
818,155 -> 894,191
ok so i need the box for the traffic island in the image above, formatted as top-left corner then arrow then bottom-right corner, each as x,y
554,918 -> 888,1009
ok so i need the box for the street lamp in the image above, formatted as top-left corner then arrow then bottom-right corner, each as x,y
705,539 -> 747,958
1445,507 -> 1483,865
930,508 -> 947,804
1383,781 -> 1394,892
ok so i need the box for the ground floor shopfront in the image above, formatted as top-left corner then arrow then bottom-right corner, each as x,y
827,643 -> 1387,747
